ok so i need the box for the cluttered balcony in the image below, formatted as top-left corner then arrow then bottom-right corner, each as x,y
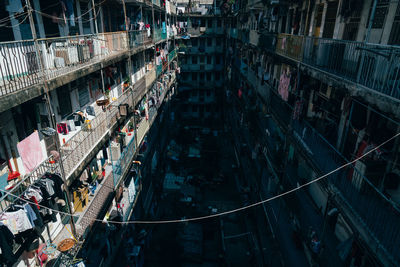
234,58 -> 400,265
0,32 -> 129,110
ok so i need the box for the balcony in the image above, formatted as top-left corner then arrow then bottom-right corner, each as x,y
237,61 -> 400,265
0,32 -> 129,111
168,49 -> 177,63
275,33 -> 304,61
129,30 -> 152,49
0,68 -> 160,210
153,29 -> 167,43
302,37 -> 400,101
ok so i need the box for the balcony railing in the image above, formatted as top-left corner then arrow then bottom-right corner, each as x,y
153,29 -> 166,43
168,49 -> 176,62
236,31 -> 400,101
291,118 -> 400,265
0,32 -> 128,97
0,40 -> 41,96
302,37 -> 400,100
113,131 -> 137,187
275,33 -> 304,61
129,30 -> 152,49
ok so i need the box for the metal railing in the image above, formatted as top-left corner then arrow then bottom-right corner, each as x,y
0,40 -> 41,96
153,29 -> 162,43
275,33 -> 304,61
231,30 -> 400,101
39,32 -> 128,81
129,30 -> 152,49
302,37 -> 400,100
168,49 -> 176,63
113,132 -> 137,186
291,118 -> 400,265
0,32 -> 128,97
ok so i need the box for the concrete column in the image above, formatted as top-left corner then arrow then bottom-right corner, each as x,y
333,0 -> 345,39
356,0 -> 372,42
76,0 -> 84,35
308,2 -> 318,36
6,0 -> 23,40
380,1 -> 399,44
89,1 -> 95,34
32,0 -> 46,38
99,6 -> 105,33
319,1 -> 328,37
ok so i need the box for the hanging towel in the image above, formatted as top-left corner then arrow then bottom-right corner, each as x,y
17,131 -> 44,173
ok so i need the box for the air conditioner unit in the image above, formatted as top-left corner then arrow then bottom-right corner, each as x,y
200,27 -> 206,32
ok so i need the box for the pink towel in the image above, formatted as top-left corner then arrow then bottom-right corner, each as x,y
17,131 -> 44,173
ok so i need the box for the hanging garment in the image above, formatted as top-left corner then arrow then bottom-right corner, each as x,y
86,105 -> 95,116
17,131 -> 44,173
0,225 -> 16,266
24,188 -> 43,203
23,204 -> 37,228
0,209 -> 33,234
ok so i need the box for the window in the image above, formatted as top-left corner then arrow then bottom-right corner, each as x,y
192,56 -> 198,64
208,19 -> 213,27
207,38 -> 212,47
207,56 -> 212,64
191,38 -> 198,46
192,72 -> 197,81
200,56 -> 205,64
201,19 -> 206,27
192,105 -> 198,112
200,73 -> 205,81
206,72 -> 211,81
217,19 -> 222,27
215,72 -> 220,80
57,85 -> 72,118
183,105 -> 188,112
216,38 -> 222,46
200,38 -> 205,47
216,56 -> 221,64
206,90 -> 211,96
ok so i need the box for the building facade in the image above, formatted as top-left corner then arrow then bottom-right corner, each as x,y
224,0 -> 400,266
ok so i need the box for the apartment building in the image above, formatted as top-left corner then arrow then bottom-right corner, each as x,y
224,0 -> 400,266
0,0 -> 179,266
176,14 -> 224,119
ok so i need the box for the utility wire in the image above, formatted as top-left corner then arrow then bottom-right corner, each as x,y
0,14 -> 30,28
0,131 -> 398,225
31,0 -> 107,22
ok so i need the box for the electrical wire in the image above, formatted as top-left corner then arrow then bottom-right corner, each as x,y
31,0 -> 108,23
0,14 -> 29,28
0,131 -> 398,225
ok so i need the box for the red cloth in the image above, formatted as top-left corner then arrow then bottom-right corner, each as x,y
30,196 -> 40,210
